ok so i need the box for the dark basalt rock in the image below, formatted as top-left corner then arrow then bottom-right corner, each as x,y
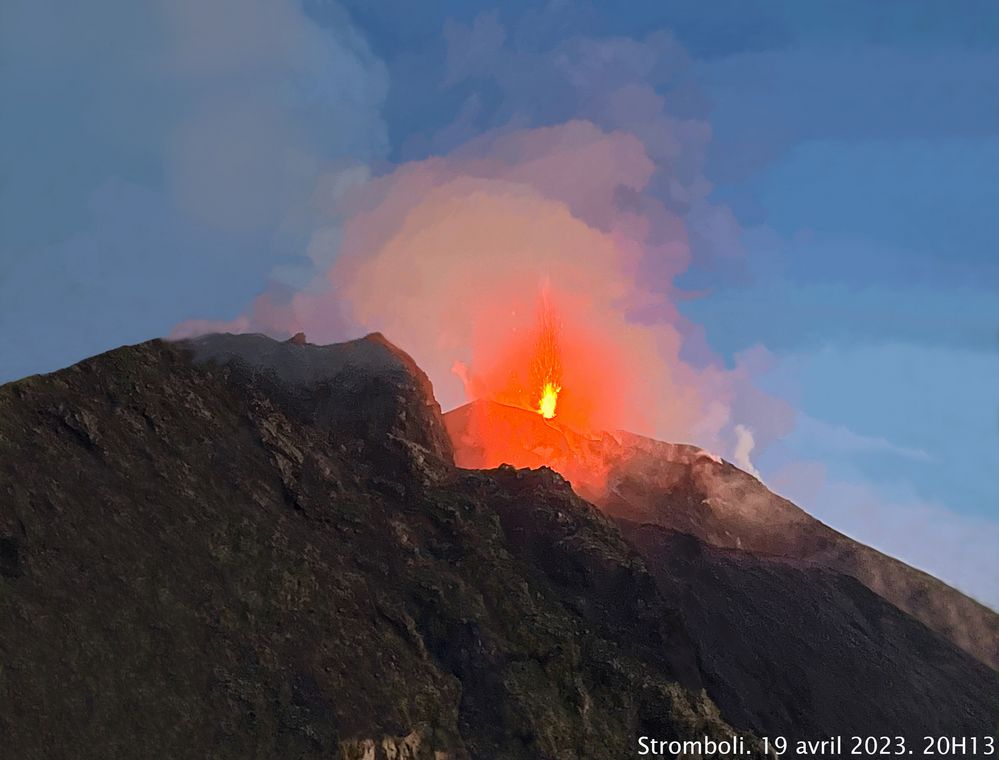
0,333 -> 995,759
187,331 -> 454,477
0,335 -> 761,759
619,522 -> 999,742
447,398 -> 999,671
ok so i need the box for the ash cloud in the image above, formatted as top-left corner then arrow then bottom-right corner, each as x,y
177,11 -> 784,460
0,0 -> 387,383
733,424 -> 762,479
182,118 -> 785,458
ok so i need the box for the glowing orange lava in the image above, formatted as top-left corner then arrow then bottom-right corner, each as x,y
460,281 -> 648,442
538,381 -> 560,419
530,294 -> 562,419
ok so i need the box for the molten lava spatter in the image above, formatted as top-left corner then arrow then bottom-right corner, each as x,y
539,381 -> 560,419
459,281 -> 641,438
531,295 -> 562,419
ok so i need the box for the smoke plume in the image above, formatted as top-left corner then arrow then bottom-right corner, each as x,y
177,119 -> 790,459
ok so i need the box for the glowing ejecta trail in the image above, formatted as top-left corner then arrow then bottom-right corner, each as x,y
531,293 -> 562,419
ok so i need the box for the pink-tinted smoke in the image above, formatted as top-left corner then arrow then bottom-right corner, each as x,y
175,120 -> 792,458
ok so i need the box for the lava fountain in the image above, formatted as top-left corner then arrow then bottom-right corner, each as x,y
531,295 -> 562,419
445,286 -> 629,496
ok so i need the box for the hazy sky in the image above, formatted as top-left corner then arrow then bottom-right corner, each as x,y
2,1 -> 996,605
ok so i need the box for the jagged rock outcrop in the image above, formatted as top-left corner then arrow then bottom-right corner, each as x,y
0,334 -> 765,759
188,331 -> 454,480
1,333 -> 996,758
446,398 -> 999,671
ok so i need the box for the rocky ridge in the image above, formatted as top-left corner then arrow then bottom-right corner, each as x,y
446,398 -> 999,670
0,334 -> 995,758
0,334 -> 762,759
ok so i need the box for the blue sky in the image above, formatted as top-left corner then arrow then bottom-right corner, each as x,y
1,1 -> 996,605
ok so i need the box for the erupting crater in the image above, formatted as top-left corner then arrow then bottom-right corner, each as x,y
530,295 -> 562,420
450,288 -> 636,496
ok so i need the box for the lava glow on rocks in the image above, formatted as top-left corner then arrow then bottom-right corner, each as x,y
460,281 -> 645,441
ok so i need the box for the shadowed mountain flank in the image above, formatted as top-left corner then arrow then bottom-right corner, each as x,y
0,335 -> 765,760
0,334 -> 995,758
618,522 -> 999,741
446,398 -> 999,671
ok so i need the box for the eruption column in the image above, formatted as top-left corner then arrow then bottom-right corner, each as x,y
531,294 -> 562,419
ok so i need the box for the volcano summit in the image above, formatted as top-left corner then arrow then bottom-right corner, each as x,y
0,333 -> 996,759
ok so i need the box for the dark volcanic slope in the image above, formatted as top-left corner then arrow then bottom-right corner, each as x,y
446,401 -> 999,742
446,399 -> 999,670
0,334 -> 760,760
619,522 -> 999,741
605,433 -> 999,671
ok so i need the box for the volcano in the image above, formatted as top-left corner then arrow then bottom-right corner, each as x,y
446,398 -> 999,671
0,333 -> 996,759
